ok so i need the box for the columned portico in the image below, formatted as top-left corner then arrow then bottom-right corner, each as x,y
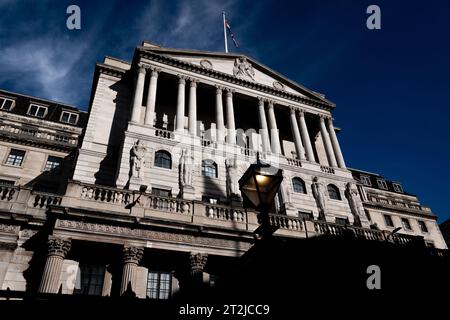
319,115 -> 338,167
215,86 -> 225,143
38,236 -> 71,293
257,97 -> 270,153
130,65 -> 146,123
120,245 -> 144,295
144,68 -> 159,126
267,100 -> 281,154
188,78 -> 198,136
327,118 -> 346,169
289,107 -> 305,160
298,110 -> 315,162
225,89 -> 236,144
175,75 -> 186,132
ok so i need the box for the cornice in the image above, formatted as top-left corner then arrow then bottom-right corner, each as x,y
96,63 -> 127,79
137,49 -> 333,111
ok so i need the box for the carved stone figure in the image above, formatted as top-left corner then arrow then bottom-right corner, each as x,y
345,182 -> 363,226
179,149 -> 193,187
233,57 -> 255,81
225,158 -> 240,198
130,140 -> 146,178
279,171 -> 292,205
311,176 -> 326,219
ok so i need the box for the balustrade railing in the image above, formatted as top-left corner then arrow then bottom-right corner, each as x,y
32,192 -> 62,208
205,204 -> 245,222
147,195 -> 192,215
269,213 -> 304,231
286,158 -> 302,167
0,185 -> 18,201
155,129 -> 174,140
320,166 -> 335,174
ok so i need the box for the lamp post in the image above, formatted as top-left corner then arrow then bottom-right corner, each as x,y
238,153 -> 283,239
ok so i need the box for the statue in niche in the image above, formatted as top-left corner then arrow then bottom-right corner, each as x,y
225,158 -> 240,198
130,140 -> 146,178
345,182 -> 363,226
233,57 -> 255,81
179,149 -> 193,188
279,170 -> 292,205
311,176 -> 326,219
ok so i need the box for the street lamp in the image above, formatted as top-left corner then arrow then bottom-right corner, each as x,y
238,153 -> 283,239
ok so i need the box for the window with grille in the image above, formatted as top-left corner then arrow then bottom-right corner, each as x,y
0,97 -> 14,111
60,111 -> 79,124
377,179 -> 388,190
383,214 -> 394,227
77,264 -> 105,296
292,177 -> 306,193
0,179 -> 14,186
147,271 -> 171,300
151,188 -> 171,197
360,175 -> 371,186
5,149 -> 25,166
327,184 -> 341,200
44,156 -> 62,171
393,183 -> 403,193
27,104 -> 47,118
154,150 -> 172,169
202,160 -> 217,178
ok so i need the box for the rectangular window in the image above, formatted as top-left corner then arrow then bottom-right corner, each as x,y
401,218 -> 412,230
0,97 -> 14,111
147,271 -> 172,300
418,221 -> 428,233
393,183 -> 403,193
360,175 -> 371,186
377,179 -> 388,190
27,104 -> 47,118
383,214 -> 394,227
5,149 -> 25,166
60,111 -> 79,124
76,264 -> 105,296
44,156 -> 63,171
335,217 -> 349,225
151,188 -> 171,197
0,179 -> 15,186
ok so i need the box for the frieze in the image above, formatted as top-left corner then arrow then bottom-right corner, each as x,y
0,224 -> 20,234
56,220 -> 250,250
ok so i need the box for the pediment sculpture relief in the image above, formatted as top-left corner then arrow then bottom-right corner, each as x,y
233,57 -> 255,81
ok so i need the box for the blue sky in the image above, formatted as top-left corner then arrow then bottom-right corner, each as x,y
1,0 -> 449,222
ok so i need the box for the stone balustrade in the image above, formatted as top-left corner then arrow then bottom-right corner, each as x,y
320,165 -> 335,174
32,192 -> 62,208
154,128 -> 174,140
205,203 -> 245,222
0,185 -> 17,201
268,213 -> 304,231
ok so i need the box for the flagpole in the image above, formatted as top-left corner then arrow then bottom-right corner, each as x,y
222,11 -> 228,53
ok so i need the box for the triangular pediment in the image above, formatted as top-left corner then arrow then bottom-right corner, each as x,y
139,44 -> 332,105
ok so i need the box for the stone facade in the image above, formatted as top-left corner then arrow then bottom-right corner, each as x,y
0,41 -> 446,299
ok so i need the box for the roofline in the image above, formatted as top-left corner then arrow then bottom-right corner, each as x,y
0,88 -> 86,113
138,45 -> 335,107
348,167 -> 381,177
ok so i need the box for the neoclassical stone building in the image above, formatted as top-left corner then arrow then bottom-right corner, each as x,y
0,41 -> 446,299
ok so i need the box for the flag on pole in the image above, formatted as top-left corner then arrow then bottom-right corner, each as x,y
225,19 -> 239,48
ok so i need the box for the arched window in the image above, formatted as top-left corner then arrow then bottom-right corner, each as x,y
202,160 -> 217,178
154,150 -> 172,169
327,184 -> 341,200
292,177 -> 306,194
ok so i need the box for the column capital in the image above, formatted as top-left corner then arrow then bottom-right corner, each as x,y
189,78 -> 198,87
225,88 -> 235,96
47,236 -> 71,258
123,245 -> 144,264
137,63 -> 147,74
177,74 -> 187,84
288,105 -> 297,114
267,99 -> 275,107
149,67 -> 160,78
190,252 -> 208,273
215,85 -> 225,94
257,96 -> 266,105
318,114 -> 331,121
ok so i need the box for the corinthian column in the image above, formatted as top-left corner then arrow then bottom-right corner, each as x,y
38,236 -> 71,293
120,245 -> 144,296
267,100 -> 281,154
188,78 -> 198,136
319,115 -> 338,167
189,252 -> 208,287
289,107 -> 305,160
257,98 -> 270,152
144,68 -> 159,126
175,75 -> 186,132
215,86 -> 225,142
130,64 -> 146,123
327,118 -> 346,169
225,89 -> 236,144
298,109 -> 315,162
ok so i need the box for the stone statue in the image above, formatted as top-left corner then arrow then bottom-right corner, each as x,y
345,182 -> 363,226
130,140 -> 146,178
233,57 -> 255,81
279,170 -> 292,205
179,149 -> 193,187
225,158 -> 240,198
311,176 -> 326,219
